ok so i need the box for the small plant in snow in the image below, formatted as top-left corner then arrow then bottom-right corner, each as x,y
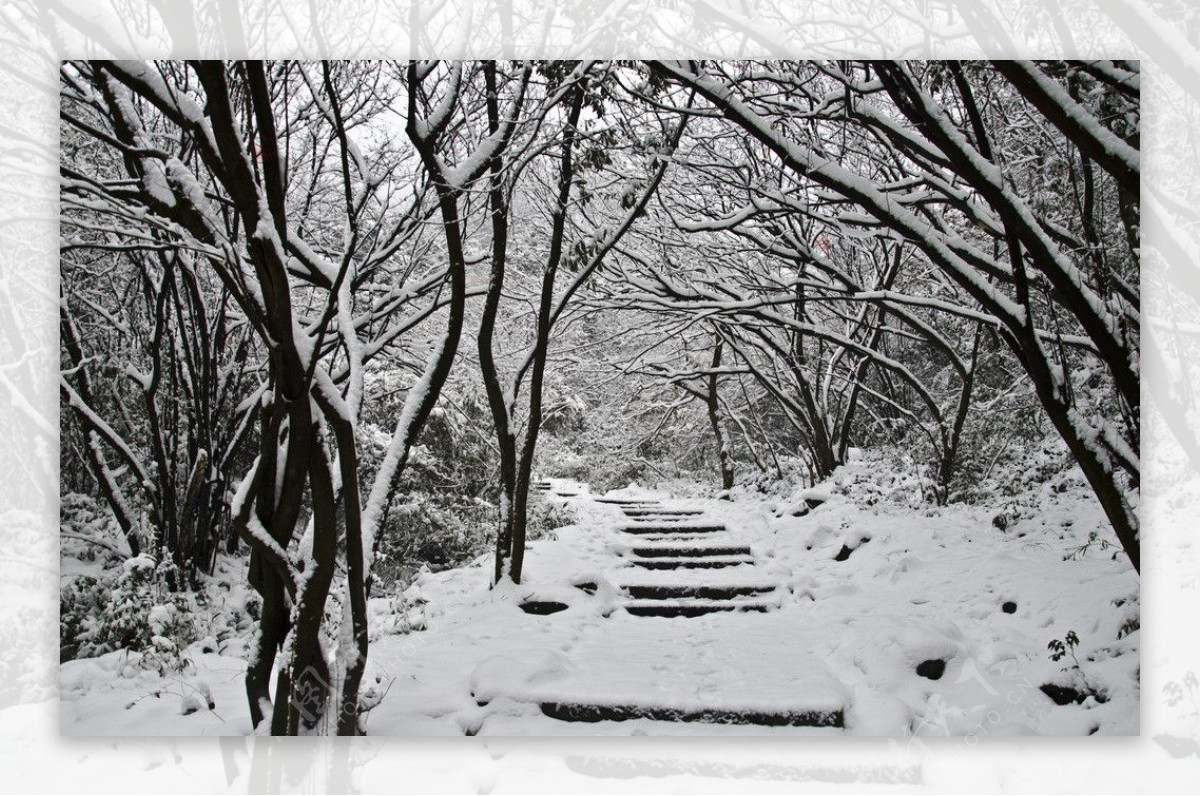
357,674 -> 394,730
124,676 -> 217,715
1117,617 -> 1140,640
1048,630 -> 1081,669
1044,630 -> 1108,706
384,580 -> 429,636
1063,531 -> 1114,561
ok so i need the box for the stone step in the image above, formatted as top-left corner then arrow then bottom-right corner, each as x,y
629,556 -> 755,570
595,497 -> 661,505
629,545 -> 752,558
633,533 -> 720,543
540,701 -> 844,728
623,599 -> 774,618
622,509 -> 704,517
623,583 -> 775,600
624,516 -> 696,523
620,523 -> 725,535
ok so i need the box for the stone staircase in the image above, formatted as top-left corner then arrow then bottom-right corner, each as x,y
608,496 -> 782,618
532,478 -> 579,498
496,485 -> 847,732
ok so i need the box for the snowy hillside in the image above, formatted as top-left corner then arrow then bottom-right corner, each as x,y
61,457 -> 1138,737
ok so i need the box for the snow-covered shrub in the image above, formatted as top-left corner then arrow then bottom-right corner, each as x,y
556,450 -> 655,494
380,578 -> 430,636
61,554 -> 197,672
360,379 -> 496,498
60,492 -> 132,559
538,431 -> 700,494
359,380 -> 514,592
526,498 -> 577,542
372,495 -> 495,590
59,574 -> 107,663
200,586 -> 260,658
370,491 -> 577,593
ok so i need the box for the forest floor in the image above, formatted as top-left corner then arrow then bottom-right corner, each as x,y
59,456 -> 1140,737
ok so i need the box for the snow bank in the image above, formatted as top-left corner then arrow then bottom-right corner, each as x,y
59,457 -> 1137,737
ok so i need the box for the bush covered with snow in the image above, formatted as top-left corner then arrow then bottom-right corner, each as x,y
60,553 -> 198,673
372,493 -> 577,592
371,496 -> 496,590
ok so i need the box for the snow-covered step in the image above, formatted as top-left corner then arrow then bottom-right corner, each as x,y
623,583 -> 775,600
624,517 -> 699,525
623,599 -> 774,618
629,555 -> 756,569
622,508 -> 704,517
622,516 -> 703,523
629,545 -> 752,558
610,563 -> 787,588
539,701 -> 843,728
620,523 -> 726,535
595,498 -> 661,506
633,533 -> 724,543
466,617 -> 851,735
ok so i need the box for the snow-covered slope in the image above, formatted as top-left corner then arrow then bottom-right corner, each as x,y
60,468 -> 1139,736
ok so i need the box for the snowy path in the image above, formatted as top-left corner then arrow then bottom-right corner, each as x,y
59,466 -> 1140,736
523,486 -> 844,728
358,474 -> 1138,737
359,480 -> 851,735
600,494 -> 779,616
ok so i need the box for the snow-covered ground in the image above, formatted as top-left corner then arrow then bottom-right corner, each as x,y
60,460 -> 1139,737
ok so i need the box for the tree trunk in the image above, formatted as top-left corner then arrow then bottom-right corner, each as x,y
936,322 -> 983,504
478,62 -> 519,585
508,83 -> 586,584
706,335 -> 735,490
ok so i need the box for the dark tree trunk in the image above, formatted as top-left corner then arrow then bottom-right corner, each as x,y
478,62 -> 519,585
510,84 -> 587,584
935,322 -> 983,504
706,335 -> 735,491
